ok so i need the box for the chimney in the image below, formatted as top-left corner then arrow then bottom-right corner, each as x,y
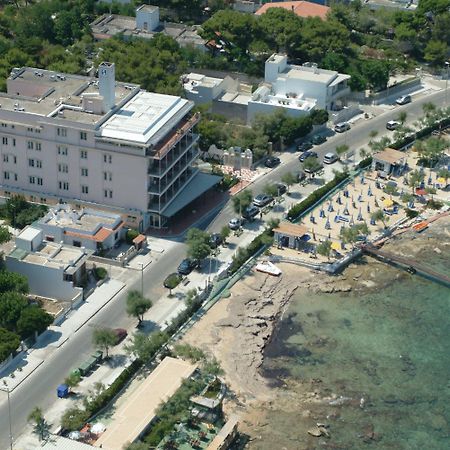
98,62 -> 115,112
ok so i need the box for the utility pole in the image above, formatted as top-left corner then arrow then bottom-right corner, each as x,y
445,61 -> 449,107
1,385 -> 13,450
140,263 -> 144,297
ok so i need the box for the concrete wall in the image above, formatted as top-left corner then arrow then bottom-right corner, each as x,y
247,100 -> 310,123
136,6 -> 160,32
5,257 -> 83,302
212,100 -> 247,123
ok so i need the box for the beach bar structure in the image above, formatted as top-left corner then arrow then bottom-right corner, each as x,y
273,222 -> 309,249
94,357 -> 197,450
372,148 -> 407,176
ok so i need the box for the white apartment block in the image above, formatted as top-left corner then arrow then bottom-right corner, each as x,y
0,63 -> 217,229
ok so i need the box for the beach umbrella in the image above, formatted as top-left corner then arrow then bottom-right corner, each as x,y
310,213 -> 315,223
340,224 -> 345,234
374,198 -> 379,207
352,201 -> 356,209
337,194 -> 342,205
428,176 -> 432,185
344,189 -> 349,197
368,186 -> 373,197
328,202 -> 334,212
325,219 -> 331,230
350,215 -> 354,226
357,208 -> 363,221
370,217 -> 376,225
367,204 -> 371,213
312,229 -> 316,240
358,194 -> 362,202
320,208 -> 325,218
344,204 -> 349,215
360,175 -> 365,184
328,232 -> 331,239
334,210 -> 340,222
375,180 -> 381,189
408,200 -> 414,208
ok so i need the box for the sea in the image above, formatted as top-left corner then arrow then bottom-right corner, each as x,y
257,254 -> 450,449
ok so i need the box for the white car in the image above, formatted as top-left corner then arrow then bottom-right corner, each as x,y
386,120 -> 400,130
334,122 -> 350,133
396,95 -> 411,105
323,152 -> 338,164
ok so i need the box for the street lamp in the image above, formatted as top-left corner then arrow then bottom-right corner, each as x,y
1,383 -> 13,450
139,263 -> 144,297
445,61 -> 450,107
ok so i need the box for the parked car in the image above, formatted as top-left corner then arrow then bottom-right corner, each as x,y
242,205 -> 260,220
396,95 -> 411,105
312,134 -> 327,145
275,183 -> 287,195
112,328 -> 128,345
334,122 -> 350,133
299,150 -> 318,162
296,171 -> 306,182
228,218 -> 243,230
209,233 -> 223,248
177,258 -> 198,275
386,120 -> 400,130
297,141 -> 313,152
253,194 -> 274,207
323,152 -> 339,164
265,156 -> 281,168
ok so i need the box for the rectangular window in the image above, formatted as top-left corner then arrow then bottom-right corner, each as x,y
73,240 -> 81,247
12,139 -> 16,147
14,173 -> 17,181
81,185 -> 89,194
40,197 -> 47,203
58,146 -> 68,156
81,168 -> 88,177
58,181 -> 69,190
103,171 -> 112,181
1,123 -> 7,128
29,176 -> 36,184
27,127 -> 33,132
35,142 -> 41,151
27,141 -> 33,150
13,156 -> 16,164
80,131 -> 87,140
2,137 -> 7,145
80,150 -> 88,159
103,154 -> 112,163
3,154 -> 8,163
57,127 -> 67,137
37,177 -> 43,186
28,158 -> 35,167
36,160 -> 42,169
58,163 -> 68,173
3,172 -> 9,180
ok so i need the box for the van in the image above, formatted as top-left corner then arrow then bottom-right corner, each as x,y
323,153 -> 338,164
334,122 -> 350,133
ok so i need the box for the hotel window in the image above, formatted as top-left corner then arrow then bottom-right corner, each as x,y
28,158 -> 35,167
1,123 -> 6,128
14,173 -> 17,181
2,137 -> 7,145
35,142 -> 41,151
104,189 -> 113,198
81,167 -> 88,177
3,172 -> 9,180
37,177 -> 43,185
80,150 -> 88,159
58,146 -> 68,155
12,139 -> 15,147
103,171 -> 112,181
27,141 -> 34,150
58,163 -> 68,173
80,131 -> 87,140
40,197 -> 47,203
36,160 -> 42,168
3,154 -> 8,162
103,154 -> 112,164
57,127 -> 67,137
29,176 -> 36,184
59,181 -> 69,190
13,156 -> 16,164
81,185 -> 89,194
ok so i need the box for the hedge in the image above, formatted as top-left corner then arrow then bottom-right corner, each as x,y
287,171 -> 349,221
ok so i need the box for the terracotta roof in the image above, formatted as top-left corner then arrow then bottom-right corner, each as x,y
273,222 -> 308,237
132,234 -> 146,245
255,1 -> 330,20
64,223 -> 123,243
374,147 -> 406,165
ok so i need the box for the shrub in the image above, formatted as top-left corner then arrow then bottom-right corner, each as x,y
405,208 -> 419,219
126,229 -> 139,244
427,199 -> 443,210
61,407 -> 90,431
94,267 -> 108,280
358,156 -> 372,169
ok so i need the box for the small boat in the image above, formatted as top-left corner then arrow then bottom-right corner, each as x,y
412,222 -> 428,232
406,266 -> 416,274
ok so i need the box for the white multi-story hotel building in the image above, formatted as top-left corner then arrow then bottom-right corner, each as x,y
0,63 -> 218,230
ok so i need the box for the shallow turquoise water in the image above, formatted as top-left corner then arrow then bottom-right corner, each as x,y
260,263 -> 450,449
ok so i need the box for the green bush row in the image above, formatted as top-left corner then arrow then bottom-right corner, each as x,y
287,171 -> 349,221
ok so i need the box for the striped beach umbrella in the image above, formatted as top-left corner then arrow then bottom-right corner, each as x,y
357,208 -> 363,221
344,204 -> 349,215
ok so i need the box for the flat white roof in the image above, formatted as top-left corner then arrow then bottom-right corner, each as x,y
100,91 -> 190,144
17,226 -> 41,242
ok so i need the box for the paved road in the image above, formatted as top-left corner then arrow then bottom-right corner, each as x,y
0,241 -> 186,450
209,87 -> 447,232
0,87 -> 446,450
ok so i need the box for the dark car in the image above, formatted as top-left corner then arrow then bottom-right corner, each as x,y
297,141 -> 313,152
242,205 -> 260,220
112,328 -> 128,345
275,183 -> 287,195
299,151 -> 318,162
265,156 -> 281,168
209,233 -> 223,248
312,134 -> 327,145
253,194 -> 274,207
177,258 -> 198,275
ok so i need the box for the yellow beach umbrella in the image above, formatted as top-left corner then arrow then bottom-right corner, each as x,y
437,177 -> 446,184
331,242 -> 341,251
383,198 -> 393,208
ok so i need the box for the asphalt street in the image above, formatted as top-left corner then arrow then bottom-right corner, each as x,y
0,86 -> 446,450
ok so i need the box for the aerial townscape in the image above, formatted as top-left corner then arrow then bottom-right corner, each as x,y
0,0 -> 449,449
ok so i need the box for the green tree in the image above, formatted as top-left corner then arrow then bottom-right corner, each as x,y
61,406 -> 89,432
64,371 -> 81,389
0,225 -> 11,244
220,225 -> 231,243
28,406 -> 50,442
186,228 -> 211,261
397,111 -> 407,124
0,271 -> 28,294
336,144 -> 349,161
126,291 -> 152,326
92,327 -> 117,358
310,109 -> 329,125
232,189 -> 253,214
125,331 -> 168,362
164,273 -> 181,296
0,291 -> 28,331
0,327 -> 20,363
281,172 -> 297,192
303,156 -> 322,176
126,443 -> 149,450
316,240 -> 332,261
17,306 -> 53,339
408,169 -> 425,194
371,209 -> 388,228
417,137 -> 447,165
384,183 -> 398,197
424,40 -> 448,66
263,183 -> 279,197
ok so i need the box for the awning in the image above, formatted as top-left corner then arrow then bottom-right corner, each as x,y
162,172 -> 221,218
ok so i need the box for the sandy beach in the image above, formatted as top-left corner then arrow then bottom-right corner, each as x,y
181,214 -> 450,448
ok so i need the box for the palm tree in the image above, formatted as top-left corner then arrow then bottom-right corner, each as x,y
408,169 -> 424,195
371,209 -> 387,228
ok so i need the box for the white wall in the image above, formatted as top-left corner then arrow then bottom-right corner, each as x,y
136,6 -> 160,31
5,257 -> 83,302
247,100 -> 310,124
